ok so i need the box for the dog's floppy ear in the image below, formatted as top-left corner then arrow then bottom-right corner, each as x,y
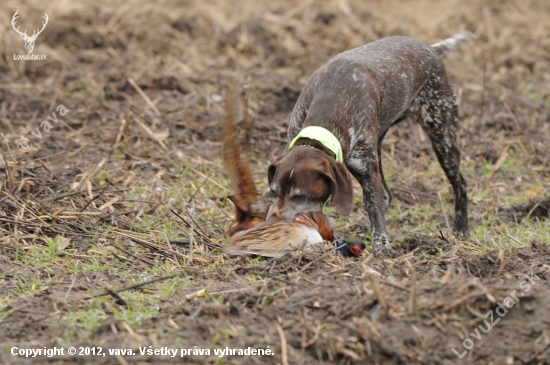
324,160 -> 353,216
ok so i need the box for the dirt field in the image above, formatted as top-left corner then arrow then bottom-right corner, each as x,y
1,0 -> 549,364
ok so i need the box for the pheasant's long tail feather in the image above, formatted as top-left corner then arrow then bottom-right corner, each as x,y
222,88 -> 260,214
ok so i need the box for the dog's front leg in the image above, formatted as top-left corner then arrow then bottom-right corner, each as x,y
347,147 -> 393,256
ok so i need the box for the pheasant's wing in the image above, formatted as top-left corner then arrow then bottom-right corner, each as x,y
294,213 -> 318,229
228,222 -> 294,247
222,89 -> 260,216
225,220 -> 323,257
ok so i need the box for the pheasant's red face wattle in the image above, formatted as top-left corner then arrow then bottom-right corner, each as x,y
349,244 -> 363,256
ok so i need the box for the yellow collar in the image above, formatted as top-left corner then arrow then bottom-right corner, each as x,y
288,126 -> 344,163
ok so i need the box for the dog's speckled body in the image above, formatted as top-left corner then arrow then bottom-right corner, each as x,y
267,32 -> 474,255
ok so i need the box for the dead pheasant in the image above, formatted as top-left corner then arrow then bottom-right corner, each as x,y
226,212 -> 335,257
222,89 -> 334,256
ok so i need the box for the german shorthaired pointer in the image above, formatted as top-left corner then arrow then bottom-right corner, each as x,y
266,31 -> 475,255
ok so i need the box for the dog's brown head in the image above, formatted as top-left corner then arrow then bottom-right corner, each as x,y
266,146 -> 353,222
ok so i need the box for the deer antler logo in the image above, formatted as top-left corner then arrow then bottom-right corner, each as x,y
11,11 -> 49,54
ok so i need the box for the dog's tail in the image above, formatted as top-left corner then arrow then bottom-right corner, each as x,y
430,31 -> 476,57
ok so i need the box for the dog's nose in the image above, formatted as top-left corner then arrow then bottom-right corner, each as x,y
269,182 -> 281,196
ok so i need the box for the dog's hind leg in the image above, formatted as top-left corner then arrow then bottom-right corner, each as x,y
416,80 -> 469,237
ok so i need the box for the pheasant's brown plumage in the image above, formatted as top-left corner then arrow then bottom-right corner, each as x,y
311,212 -> 334,242
226,213 -> 323,257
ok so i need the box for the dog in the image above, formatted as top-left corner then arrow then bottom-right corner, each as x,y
266,31 -> 474,255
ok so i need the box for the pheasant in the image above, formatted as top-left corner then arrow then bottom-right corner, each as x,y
222,89 -> 334,257
226,211 -> 334,257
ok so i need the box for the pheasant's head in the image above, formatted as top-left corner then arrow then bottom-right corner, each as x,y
336,238 -> 366,257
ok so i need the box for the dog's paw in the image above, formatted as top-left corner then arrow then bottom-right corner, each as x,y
374,243 -> 397,257
453,225 -> 470,239
372,235 -> 396,257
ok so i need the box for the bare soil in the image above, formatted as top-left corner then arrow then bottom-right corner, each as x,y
1,0 -> 549,364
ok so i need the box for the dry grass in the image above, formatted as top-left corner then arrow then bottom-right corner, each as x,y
0,0 -> 549,364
